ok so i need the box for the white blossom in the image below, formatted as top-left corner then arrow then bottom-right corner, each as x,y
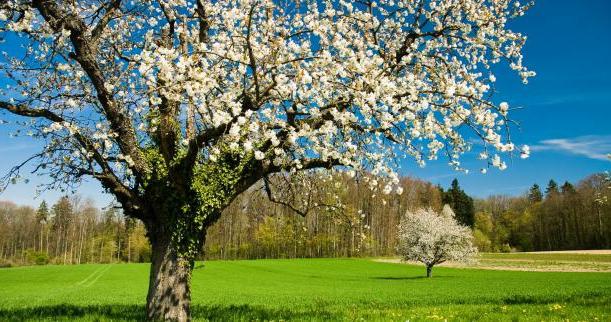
398,206 -> 477,277
520,145 -> 531,159
254,150 -> 265,160
0,0 -> 533,196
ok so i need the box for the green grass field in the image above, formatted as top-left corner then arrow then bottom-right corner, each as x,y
0,257 -> 610,321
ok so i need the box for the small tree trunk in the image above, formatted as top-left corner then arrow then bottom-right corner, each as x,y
146,237 -> 193,322
426,265 -> 433,278
40,226 -> 43,252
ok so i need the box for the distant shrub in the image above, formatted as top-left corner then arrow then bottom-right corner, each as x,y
0,260 -> 12,268
34,253 -> 49,265
24,249 -> 50,265
500,244 -> 512,253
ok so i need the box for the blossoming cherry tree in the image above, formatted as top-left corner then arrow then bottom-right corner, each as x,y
0,0 -> 532,320
398,205 -> 477,277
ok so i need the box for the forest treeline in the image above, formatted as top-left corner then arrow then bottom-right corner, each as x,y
0,196 -> 151,266
474,174 -> 611,252
0,172 -> 609,266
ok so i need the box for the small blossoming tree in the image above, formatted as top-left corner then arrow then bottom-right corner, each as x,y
0,0 -> 531,320
595,171 -> 610,205
596,155 -> 611,205
398,205 -> 477,277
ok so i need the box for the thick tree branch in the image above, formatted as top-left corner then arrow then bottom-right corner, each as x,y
195,0 -> 209,43
31,0 -> 149,176
91,0 -> 122,43
0,101 -> 142,216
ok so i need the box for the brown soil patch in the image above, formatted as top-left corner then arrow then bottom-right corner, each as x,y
374,258 -> 611,273
523,250 -> 611,255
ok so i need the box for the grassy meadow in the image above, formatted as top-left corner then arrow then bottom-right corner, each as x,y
0,256 -> 610,321
458,252 -> 611,272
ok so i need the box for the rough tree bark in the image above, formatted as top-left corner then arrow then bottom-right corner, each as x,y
142,187 -> 222,322
146,231 -> 193,322
426,265 -> 433,278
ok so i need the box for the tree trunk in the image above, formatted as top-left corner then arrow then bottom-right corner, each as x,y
40,226 -> 43,252
426,265 -> 433,278
146,236 -> 193,322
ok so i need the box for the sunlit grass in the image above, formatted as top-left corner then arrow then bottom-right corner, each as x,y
0,258 -> 609,321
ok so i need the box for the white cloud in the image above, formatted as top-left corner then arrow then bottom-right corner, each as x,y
531,135 -> 611,161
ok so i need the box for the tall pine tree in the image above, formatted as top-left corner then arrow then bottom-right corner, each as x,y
441,179 -> 475,227
528,184 -> 543,203
35,201 -> 50,254
36,201 -> 50,223
545,180 -> 559,198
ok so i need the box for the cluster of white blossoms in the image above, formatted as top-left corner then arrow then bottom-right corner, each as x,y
1,0 -> 533,192
398,205 -> 477,271
596,170 -> 611,205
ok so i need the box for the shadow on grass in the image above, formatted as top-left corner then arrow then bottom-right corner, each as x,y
501,291 -> 608,305
370,276 -> 427,280
370,275 -> 455,280
0,304 -> 339,321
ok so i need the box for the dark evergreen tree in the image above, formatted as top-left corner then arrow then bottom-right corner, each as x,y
36,201 -> 50,224
561,181 -> 576,194
545,180 -> 559,198
35,200 -> 50,254
528,184 -> 543,203
441,179 -> 475,227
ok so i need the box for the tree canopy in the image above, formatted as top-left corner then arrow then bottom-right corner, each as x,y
398,205 -> 477,277
0,0 -> 533,320
1,0 -> 532,205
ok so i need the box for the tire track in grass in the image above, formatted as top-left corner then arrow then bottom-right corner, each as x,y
83,265 -> 112,287
30,265 -> 111,305
75,265 -> 106,286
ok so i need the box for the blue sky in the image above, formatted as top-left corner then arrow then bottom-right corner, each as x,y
403,0 -> 611,196
1,0 -> 610,206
